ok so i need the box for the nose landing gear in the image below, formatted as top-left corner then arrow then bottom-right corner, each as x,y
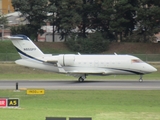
139,75 -> 143,82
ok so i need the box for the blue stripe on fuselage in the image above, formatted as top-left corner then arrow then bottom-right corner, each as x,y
15,47 -> 44,62
108,68 -> 144,75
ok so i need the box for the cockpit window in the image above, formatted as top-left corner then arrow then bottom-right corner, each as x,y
131,59 -> 143,63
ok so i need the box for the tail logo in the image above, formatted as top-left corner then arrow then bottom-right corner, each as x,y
24,48 -> 36,51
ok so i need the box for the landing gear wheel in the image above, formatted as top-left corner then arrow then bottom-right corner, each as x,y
139,78 -> 143,82
139,75 -> 143,82
78,77 -> 84,82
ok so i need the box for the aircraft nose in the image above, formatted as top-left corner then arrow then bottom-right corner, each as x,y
152,67 -> 157,72
147,65 -> 157,73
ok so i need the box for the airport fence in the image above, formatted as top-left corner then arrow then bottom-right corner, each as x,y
0,53 -> 160,62
132,54 -> 160,62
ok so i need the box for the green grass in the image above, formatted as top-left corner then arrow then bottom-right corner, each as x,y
0,40 -> 19,53
0,90 -> 160,120
0,41 -> 70,53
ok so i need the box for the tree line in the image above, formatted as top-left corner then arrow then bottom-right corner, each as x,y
11,0 -> 160,53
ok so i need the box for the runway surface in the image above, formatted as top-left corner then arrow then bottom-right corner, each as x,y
0,80 -> 160,90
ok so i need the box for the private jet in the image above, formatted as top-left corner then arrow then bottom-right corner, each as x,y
8,34 -> 157,82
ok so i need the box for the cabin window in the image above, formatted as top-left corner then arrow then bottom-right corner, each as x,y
131,59 -> 143,63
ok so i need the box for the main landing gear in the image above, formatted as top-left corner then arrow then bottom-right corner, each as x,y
139,75 -> 143,82
78,77 -> 84,82
78,75 -> 86,82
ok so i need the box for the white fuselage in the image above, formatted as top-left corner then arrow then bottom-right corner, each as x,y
15,54 -> 157,76
8,34 -> 157,81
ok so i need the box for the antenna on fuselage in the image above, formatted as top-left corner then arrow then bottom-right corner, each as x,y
114,52 -> 117,55
78,52 -> 81,55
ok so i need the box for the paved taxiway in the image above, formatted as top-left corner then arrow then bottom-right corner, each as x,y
0,80 -> 160,90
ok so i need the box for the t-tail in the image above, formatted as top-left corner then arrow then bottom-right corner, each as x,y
7,34 -> 56,71
8,34 -> 44,59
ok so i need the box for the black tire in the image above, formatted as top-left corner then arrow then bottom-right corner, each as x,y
78,77 -> 84,82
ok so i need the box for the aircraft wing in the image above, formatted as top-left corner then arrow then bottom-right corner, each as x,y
66,69 -> 112,78
66,68 -> 112,75
58,65 -> 111,75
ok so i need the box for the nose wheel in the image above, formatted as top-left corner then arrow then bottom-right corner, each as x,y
139,75 -> 143,82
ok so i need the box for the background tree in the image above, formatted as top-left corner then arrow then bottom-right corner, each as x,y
10,25 -> 34,38
96,0 -> 115,40
78,0 -> 93,38
12,0 -> 49,40
108,0 -> 138,42
66,32 -> 109,53
136,0 -> 160,42
11,0 -> 160,44
48,0 -> 82,41
0,15 -> 8,27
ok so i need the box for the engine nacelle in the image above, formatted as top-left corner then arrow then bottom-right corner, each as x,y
58,55 -> 75,66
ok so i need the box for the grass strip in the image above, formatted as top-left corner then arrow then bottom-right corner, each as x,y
0,90 -> 160,120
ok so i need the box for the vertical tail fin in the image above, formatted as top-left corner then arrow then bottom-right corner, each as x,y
9,34 -> 44,59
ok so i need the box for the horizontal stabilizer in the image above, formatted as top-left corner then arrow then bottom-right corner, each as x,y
5,36 -> 24,40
